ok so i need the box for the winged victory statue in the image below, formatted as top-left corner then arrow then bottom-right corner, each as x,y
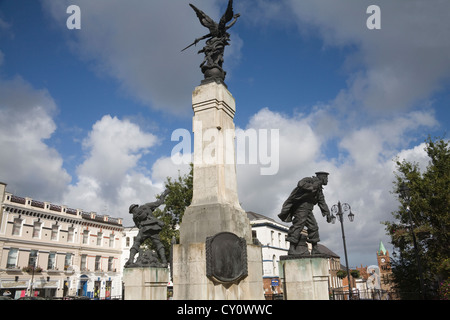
182,0 -> 240,84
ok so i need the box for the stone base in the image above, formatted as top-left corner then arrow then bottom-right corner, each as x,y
279,256 -> 330,300
180,203 -> 252,244
173,242 -> 264,300
123,267 -> 169,300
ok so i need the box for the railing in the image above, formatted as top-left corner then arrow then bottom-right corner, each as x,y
331,289 -> 398,300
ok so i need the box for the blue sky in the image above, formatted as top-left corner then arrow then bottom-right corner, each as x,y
1,0 -> 449,268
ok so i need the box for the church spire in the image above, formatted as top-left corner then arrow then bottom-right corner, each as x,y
378,241 -> 387,255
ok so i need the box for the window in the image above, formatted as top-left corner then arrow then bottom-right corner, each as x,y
48,252 -> 56,270
51,223 -> 59,240
28,250 -> 38,267
67,227 -> 74,242
33,221 -> 42,238
64,253 -> 72,270
109,234 -> 114,248
126,237 -> 130,247
97,232 -> 103,246
95,256 -> 101,271
82,230 -> 89,244
271,231 -> 274,245
7,248 -> 18,268
80,254 -> 87,271
108,257 -> 114,272
12,218 -> 23,236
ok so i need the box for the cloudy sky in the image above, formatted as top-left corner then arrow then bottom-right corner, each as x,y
0,0 -> 449,268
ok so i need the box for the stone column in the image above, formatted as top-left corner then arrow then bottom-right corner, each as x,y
173,81 -> 263,300
180,81 -> 252,244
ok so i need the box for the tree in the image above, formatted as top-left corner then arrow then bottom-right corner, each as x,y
383,137 -> 450,299
145,164 -> 193,260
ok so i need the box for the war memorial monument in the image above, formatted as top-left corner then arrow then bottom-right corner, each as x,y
173,0 -> 264,300
123,0 -> 334,300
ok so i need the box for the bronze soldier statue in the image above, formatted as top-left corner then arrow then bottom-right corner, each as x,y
278,172 -> 332,256
125,189 -> 170,267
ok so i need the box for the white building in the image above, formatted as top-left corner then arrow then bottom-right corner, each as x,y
246,211 -> 288,298
121,227 -> 139,269
0,182 -> 124,299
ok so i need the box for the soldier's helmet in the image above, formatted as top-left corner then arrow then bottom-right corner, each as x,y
129,204 -> 139,213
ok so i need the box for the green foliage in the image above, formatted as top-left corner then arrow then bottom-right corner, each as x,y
383,137 -> 450,299
438,278 -> 450,300
350,269 -> 360,279
336,270 -> 347,279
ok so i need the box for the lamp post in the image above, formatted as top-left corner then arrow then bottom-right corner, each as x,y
29,259 -> 36,298
331,201 -> 355,299
398,182 -> 426,299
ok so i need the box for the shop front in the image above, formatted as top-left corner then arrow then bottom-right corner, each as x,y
0,278 -> 28,299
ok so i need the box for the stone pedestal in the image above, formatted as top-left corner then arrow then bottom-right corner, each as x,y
123,267 -> 169,300
279,256 -> 330,300
173,82 -> 264,300
173,242 -> 263,300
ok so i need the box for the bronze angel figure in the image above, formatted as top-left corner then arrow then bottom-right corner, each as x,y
182,0 -> 240,83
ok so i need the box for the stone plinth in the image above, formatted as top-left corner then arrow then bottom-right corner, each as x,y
279,256 -> 330,300
123,267 -> 169,300
173,242 -> 264,300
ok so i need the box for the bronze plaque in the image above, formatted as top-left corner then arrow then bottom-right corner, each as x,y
206,232 -> 248,283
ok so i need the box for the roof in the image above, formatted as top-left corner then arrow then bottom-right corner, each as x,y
378,241 -> 387,255
317,244 -> 340,258
247,211 -> 277,222
246,211 -> 289,225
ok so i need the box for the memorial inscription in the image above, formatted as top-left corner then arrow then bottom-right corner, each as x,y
206,232 -> 248,283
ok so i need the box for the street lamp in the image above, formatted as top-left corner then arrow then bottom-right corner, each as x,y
331,201 -> 355,299
29,259 -> 36,298
398,182 -> 426,299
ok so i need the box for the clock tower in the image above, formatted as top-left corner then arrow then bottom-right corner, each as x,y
377,241 -> 395,295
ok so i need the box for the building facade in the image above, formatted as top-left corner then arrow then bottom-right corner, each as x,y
247,211 -> 288,299
0,182 -> 124,299
121,226 -> 138,269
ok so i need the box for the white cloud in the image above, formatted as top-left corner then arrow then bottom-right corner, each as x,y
395,142 -> 430,174
236,107 -> 437,266
41,0 -> 235,114
62,115 -> 160,225
151,153 -> 191,184
0,76 -> 71,201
